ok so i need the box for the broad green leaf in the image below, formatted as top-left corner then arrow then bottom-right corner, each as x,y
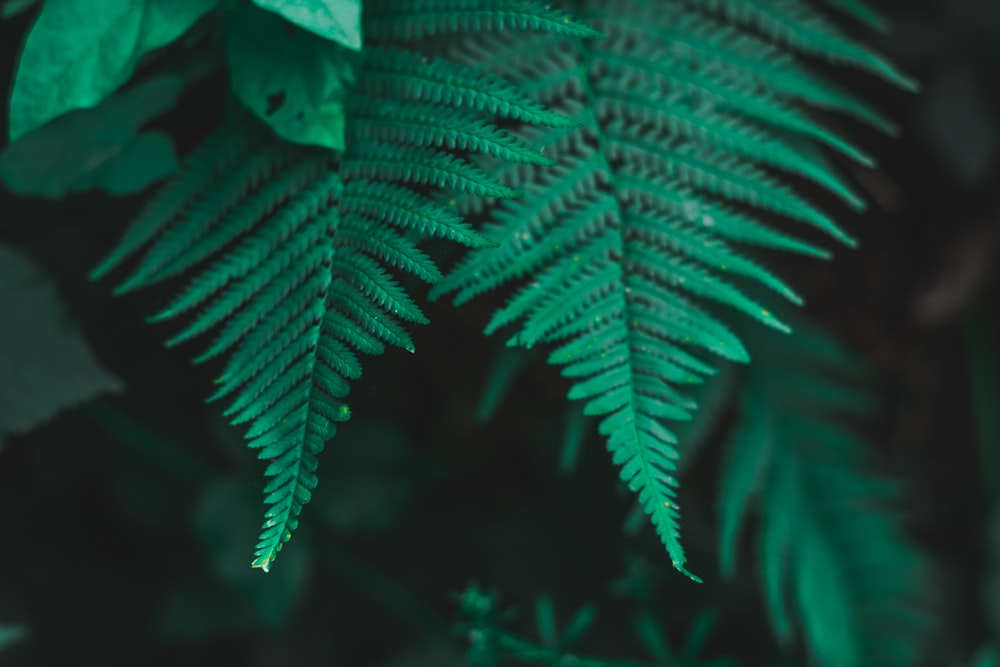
8,0 -> 215,141
0,245 -> 122,441
253,0 -> 361,50
228,5 -> 357,150
0,77 -> 182,197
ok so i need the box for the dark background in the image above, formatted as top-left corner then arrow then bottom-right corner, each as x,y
1,1 -> 999,665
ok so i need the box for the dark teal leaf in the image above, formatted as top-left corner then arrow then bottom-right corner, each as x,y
0,77 -> 182,197
535,596 -> 557,647
79,131 -> 179,195
0,245 -> 122,441
228,5 -> 356,150
8,0 -> 215,140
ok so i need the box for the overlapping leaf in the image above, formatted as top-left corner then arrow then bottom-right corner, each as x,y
8,0 -> 215,140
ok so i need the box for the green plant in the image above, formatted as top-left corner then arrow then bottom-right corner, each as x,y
0,0 -> 937,665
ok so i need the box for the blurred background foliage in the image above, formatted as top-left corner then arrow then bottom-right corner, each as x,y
2,0 -> 1000,665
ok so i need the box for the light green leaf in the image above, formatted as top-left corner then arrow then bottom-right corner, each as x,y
8,0 -> 215,141
0,77 -> 182,197
228,5 -> 356,150
0,245 -> 122,441
252,0 -> 361,50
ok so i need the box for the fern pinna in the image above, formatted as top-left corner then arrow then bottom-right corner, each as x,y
91,1 -> 596,571
719,314 -> 929,667
433,0 -> 913,579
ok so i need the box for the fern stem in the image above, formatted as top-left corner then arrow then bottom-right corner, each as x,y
571,26 -> 699,581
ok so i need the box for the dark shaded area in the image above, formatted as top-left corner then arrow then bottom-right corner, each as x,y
0,1 -> 998,666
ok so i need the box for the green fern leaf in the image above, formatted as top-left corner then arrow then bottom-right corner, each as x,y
94,0 -> 589,570
822,0 -> 886,32
719,314 -> 930,666
97,119 -> 453,571
366,0 -> 604,41
361,47 -> 580,129
434,0 -> 910,579
685,0 -> 916,90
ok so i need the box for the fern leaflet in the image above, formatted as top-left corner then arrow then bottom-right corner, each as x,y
433,0 -> 910,579
718,314 -> 929,667
92,0 -> 597,570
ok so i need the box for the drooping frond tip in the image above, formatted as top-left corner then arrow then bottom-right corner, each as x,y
92,0 -> 610,571
435,0 -> 913,579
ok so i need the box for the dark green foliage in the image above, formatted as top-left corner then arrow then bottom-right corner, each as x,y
2,0 -> 974,664
0,76 -> 181,197
0,244 -> 121,448
90,0 -> 598,569
719,316 -> 929,666
455,586 -> 732,667
433,0 -> 910,579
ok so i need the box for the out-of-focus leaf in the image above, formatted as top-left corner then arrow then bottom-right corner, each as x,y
76,131 -> 178,194
1,0 -> 37,19
8,0 -> 214,140
312,420 -> 439,533
558,404 -> 590,473
228,5 -> 356,150
968,648 -> 1000,667
0,77 -> 182,197
0,624 -> 26,653
0,244 -> 122,442
917,64 -> 998,188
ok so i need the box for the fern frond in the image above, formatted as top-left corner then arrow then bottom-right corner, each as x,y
604,6 -> 897,135
351,97 -> 556,166
823,0 -> 888,33
684,0 -> 916,90
96,123 -> 418,570
362,47 -> 580,129
366,0 -> 604,41
344,141 -> 520,199
718,315 -> 929,666
95,0 -> 592,571
89,124 -> 248,281
435,0 -> 910,578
